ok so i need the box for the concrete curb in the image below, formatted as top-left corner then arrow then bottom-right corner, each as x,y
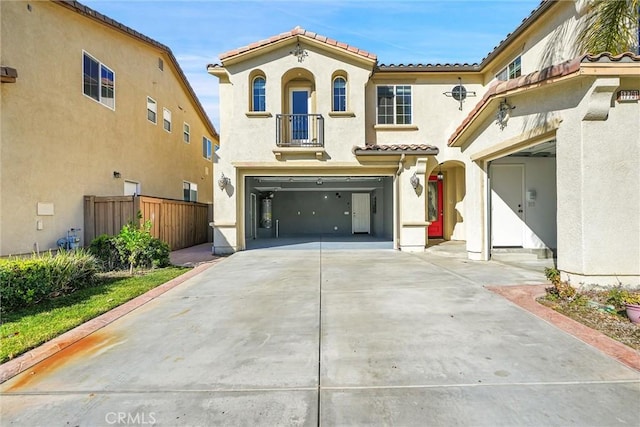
0,259 -> 224,384
487,284 -> 640,372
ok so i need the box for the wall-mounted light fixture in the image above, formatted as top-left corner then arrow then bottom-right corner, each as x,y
316,177 -> 323,185
410,171 -> 420,189
218,172 -> 231,190
437,164 -> 444,181
496,99 -> 516,130
290,42 -> 308,63
113,171 -> 121,179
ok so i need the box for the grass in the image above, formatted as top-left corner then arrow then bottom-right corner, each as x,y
0,267 -> 187,363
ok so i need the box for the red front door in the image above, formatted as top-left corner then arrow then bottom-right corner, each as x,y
427,176 -> 443,238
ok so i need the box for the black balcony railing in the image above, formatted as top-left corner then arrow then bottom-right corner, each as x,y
276,114 -> 324,147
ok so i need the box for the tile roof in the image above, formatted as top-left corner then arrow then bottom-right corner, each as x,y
353,144 -> 439,155
448,52 -> 640,146
54,0 -> 218,138
218,26 -> 377,62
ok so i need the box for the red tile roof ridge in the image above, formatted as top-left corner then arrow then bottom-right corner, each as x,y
219,26 -> 377,61
448,56 -> 585,146
581,52 -> 640,62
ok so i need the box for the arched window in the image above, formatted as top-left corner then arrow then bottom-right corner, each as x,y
252,76 -> 266,112
332,76 -> 347,112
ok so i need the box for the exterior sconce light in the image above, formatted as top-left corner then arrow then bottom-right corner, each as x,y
113,171 -> 121,178
496,99 -> 516,130
410,171 -> 420,189
218,172 -> 231,190
316,177 -> 323,185
290,42 -> 308,63
437,165 -> 444,181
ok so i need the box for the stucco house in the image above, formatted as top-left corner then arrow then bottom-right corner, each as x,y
0,0 -> 219,256
208,0 -> 638,286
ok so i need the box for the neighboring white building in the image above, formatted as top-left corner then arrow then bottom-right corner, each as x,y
209,0 -> 639,286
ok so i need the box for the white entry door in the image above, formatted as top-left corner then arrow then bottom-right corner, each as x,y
352,193 -> 371,234
491,164 -> 524,247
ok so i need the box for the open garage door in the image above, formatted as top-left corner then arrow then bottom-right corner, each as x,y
244,176 -> 393,248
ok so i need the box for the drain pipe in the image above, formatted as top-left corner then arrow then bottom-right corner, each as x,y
395,154 -> 406,250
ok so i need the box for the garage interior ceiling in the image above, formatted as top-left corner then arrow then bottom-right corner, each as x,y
251,176 -> 387,192
508,139 -> 557,157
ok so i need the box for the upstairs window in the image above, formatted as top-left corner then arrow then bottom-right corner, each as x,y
377,85 -> 412,125
83,52 -> 115,109
252,76 -> 266,112
202,136 -> 212,160
147,97 -> 157,123
163,108 -> 172,132
496,56 -> 522,81
332,77 -> 347,112
183,122 -> 190,143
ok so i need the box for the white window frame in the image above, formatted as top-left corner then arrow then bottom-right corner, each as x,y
202,136 -> 212,160
183,122 -> 190,143
376,85 -> 412,125
496,56 -> 522,81
82,51 -> 115,110
163,108 -> 172,132
147,97 -> 157,124
183,181 -> 198,202
332,76 -> 347,112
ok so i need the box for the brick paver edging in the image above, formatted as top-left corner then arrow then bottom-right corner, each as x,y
0,259 -> 224,384
487,284 -> 640,372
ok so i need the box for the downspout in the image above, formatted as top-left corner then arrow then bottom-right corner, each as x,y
395,154 -> 406,250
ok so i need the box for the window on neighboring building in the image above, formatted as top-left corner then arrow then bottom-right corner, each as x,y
183,182 -> 197,202
147,97 -> 157,123
496,56 -> 522,81
202,136 -> 212,160
183,123 -> 190,143
163,108 -> 172,132
332,76 -> 347,111
83,52 -> 115,109
377,85 -> 412,125
252,76 -> 266,112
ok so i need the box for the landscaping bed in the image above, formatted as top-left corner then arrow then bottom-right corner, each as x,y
538,269 -> 640,350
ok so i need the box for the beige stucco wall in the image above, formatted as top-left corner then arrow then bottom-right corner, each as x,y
0,1 -> 216,255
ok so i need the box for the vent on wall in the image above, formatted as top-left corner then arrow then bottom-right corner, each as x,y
158,58 -> 164,71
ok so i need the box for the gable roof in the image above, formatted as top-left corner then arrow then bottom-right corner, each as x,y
448,52 -> 640,146
54,0 -> 218,139
218,26 -> 377,63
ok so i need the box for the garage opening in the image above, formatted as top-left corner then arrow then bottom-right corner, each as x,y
244,176 -> 393,248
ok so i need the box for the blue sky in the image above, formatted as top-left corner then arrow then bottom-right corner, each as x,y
84,0 -> 542,132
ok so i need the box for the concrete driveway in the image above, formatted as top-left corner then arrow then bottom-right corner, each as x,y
1,245 -> 639,426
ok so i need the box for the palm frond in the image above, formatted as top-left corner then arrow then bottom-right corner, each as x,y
579,0 -> 640,55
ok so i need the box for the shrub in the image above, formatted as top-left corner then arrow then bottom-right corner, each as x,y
88,221 -> 171,273
88,234 -> 125,271
544,267 -> 577,301
0,250 -> 98,312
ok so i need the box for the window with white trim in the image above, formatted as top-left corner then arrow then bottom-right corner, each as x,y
252,76 -> 266,112
183,181 -> 197,202
83,52 -> 115,109
147,97 -> 157,123
163,108 -> 172,132
332,77 -> 347,112
496,56 -> 522,81
183,123 -> 190,143
377,85 -> 412,124
202,136 -> 212,160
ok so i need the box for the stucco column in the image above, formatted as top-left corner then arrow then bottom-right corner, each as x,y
212,165 -> 239,254
398,159 -> 428,252
465,160 -> 488,261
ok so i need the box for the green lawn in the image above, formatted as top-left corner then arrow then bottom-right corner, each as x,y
0,267 -> 187,363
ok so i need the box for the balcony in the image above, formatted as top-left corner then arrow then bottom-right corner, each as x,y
276,114 -> 324,147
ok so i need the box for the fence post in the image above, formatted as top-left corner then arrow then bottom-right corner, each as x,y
133,195 -> 141,226
84,195 -> 96,246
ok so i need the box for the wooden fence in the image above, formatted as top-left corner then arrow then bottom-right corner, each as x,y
84,195 -> 211,250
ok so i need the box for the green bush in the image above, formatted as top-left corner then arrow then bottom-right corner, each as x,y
0,250 -> 98,312
88,234 -> 126,271
88,221 -> 171,274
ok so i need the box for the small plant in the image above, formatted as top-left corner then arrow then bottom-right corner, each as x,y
89,234 -> 125,271
114,220 -> 154,275
544,267 -> 577,301
606,286 -> 640,308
